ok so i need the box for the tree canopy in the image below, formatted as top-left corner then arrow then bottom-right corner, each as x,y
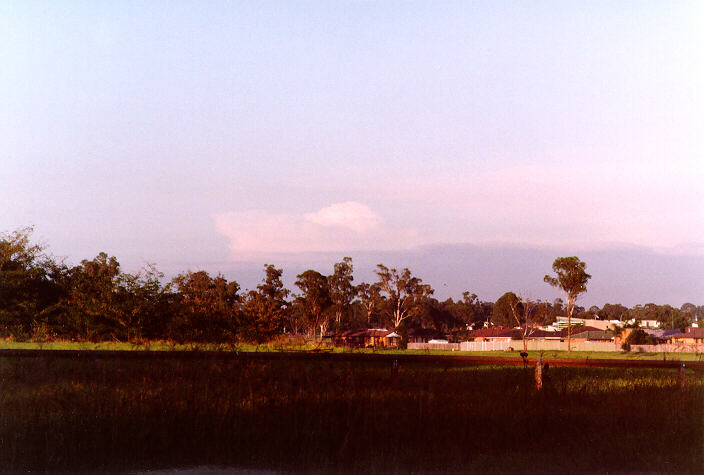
0,229 -> 700,345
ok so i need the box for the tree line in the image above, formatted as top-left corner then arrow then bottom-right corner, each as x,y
1,228 -> 701,344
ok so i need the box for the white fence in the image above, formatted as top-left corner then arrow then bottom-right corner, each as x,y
411,340 -> 704,353
459,340 -> 513,352
460,340 -> 619,352
407,343 -> 461,351
460,341 -> 704,353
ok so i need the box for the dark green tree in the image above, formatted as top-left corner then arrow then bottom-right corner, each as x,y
241,264 -> 289,343
0,227 -> 62,340
170,270 -> 240,343
327,257 -> 357,331
295,269 -> 332,342
491,291 -> 522,327
61,252 -> 124,341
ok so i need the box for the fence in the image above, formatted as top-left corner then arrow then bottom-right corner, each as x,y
459,340 -> 620,352
459,340 -> 513,352
458,340 -> 704,353
407,342 -> 461,351
629,344 -> 704,354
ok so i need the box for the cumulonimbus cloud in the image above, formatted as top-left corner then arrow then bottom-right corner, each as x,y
213,201 -> 424,258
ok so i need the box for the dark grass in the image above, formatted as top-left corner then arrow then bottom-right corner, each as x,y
0,355 -> 702,472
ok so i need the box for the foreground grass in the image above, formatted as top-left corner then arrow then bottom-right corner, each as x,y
2,339 -> 703,361
0,354 -> 702,472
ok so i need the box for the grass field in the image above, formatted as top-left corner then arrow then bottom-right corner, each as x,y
0,352 -> 702,472
1,339 -> 703,361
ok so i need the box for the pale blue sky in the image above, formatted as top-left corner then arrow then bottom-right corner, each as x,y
2,1 -> 702,305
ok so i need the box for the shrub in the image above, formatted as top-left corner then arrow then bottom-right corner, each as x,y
625,328 -> 655,346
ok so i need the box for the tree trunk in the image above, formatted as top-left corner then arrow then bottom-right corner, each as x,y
394,299 -> 403,328
568,312 -> 571,352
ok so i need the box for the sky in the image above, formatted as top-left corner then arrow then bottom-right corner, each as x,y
2,1 -> 703,307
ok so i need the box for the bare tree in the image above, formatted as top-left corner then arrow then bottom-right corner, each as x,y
507,294 -> 539,353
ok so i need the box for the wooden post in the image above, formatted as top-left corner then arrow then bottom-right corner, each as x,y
679,361 -> 686,389
535,356 -> 543,391
391,354 -> 399,380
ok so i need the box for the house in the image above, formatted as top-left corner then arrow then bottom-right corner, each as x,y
407,328 -> 447,344
553,317 -> 613,331
332,329 -> 366,347
627,318 -> 659,329
385,332 -> 401,347
364,328 -> 393,347
553,325 -> 604,341
570,328 -> 614,342
466,326 -> 518,342
331,328 -> 400,348
668,327 -> 704,344
643,329 -> 680,342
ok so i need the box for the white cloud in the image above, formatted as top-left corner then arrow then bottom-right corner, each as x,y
213,202 -> 425,259
304,201 -> 381,232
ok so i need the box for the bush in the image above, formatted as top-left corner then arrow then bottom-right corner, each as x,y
625,328 -> 655,346
621,342 -> 631,352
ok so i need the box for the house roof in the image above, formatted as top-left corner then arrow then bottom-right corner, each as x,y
669,327 -> 704,339
684,327 -> 704,338
571,330 -> 614,340
644,329 -> 681,339
526,329 -> 563,339
335,328 -> 396,339
555,326 -> 603,339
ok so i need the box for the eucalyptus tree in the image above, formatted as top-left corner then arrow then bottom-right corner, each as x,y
356,281 -> 382,326
295,269 -> 332,342
544,256 -> 591,352
374,264 -> 434,329
492,291 -> 522,328
327,257 -> 357,330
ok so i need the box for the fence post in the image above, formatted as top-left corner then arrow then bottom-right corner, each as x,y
679,361 -> 686,389
535,356 -> 543,391
391,354 -> 399,380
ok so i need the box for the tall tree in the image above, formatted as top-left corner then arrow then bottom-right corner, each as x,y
241,264 -> 289,343
62,252 -> 125,341
327,257 -> 357,330
170,270 -> 240,343
544,256 -> 591,352
597,303 -> 629,322
356,282 -> 382,326
117,264 -> 170,342
0,227 -> 61,339
374,264 -> 434,329
295,270 -> 332,342
492,291 -> 522,327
